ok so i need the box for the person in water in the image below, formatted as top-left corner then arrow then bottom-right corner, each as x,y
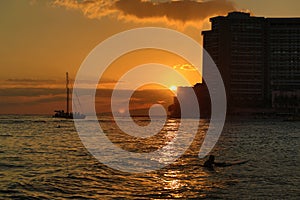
203,155 -> 228,170
203,155 -> 249,170
203,155 -> 216,169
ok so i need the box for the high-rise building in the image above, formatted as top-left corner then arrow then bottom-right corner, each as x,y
202,12 -> 300,113
266,18 -> 300,113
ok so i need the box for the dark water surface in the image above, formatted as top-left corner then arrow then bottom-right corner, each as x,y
0,115 -> 299,199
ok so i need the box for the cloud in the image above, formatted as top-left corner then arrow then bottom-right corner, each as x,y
0,88 -> 65,97
52,0 -> 236,28
6,78 -> 58,84
115,0 -> 235,26
173,64 -> 197,71
0,78 -> 65,89
52,0 -> 117,18
1,78 -> 120,90
76,78 -> 121,88
0,86 -> 174,114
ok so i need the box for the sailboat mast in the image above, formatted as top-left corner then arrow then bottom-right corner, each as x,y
66,72 -> 70,114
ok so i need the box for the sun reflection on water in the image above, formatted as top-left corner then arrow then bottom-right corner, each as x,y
153,167 -> 219,199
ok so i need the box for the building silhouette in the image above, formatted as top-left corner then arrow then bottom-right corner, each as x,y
267,18 -> 300,113
202,12 -> 300,114
168,82 -> 211,118
169,12 -> 300,117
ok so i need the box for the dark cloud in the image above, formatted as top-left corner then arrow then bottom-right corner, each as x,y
115,0 -> 235,24
52,0 -> 236,28
6,78 -> 57,84
0,88 -> 65,97
0,86 -> 174,114
0,96 -> 66,109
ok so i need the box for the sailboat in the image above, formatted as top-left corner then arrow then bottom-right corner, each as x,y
53,72 -> 86,119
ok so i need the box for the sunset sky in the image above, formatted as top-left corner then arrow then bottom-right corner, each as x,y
0,0 -> 299,114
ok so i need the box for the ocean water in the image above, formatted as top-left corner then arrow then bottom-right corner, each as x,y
0,115 -> 299,199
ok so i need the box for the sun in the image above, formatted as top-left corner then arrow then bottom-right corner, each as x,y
169,85 -> 177,92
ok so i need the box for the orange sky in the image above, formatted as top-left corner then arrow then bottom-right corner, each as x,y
0,0 -> 299,114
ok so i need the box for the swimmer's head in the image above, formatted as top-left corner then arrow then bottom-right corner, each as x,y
208,155 -> 215,161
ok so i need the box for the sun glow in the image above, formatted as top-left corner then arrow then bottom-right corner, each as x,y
169,85 -> 177,92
